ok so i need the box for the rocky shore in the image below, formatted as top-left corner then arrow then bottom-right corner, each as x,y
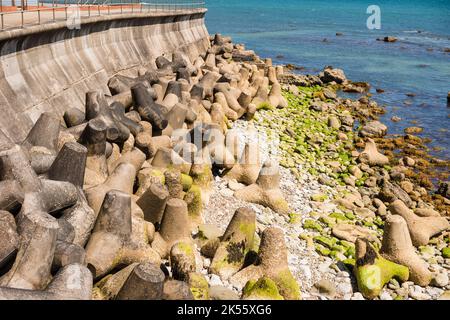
0,33 -> 449,300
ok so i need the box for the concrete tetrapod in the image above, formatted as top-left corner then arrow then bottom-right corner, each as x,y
0,144 -> 78,213
85,91 -> 131,143
135,167 -> 165,197
242,277 -> 284,300
0,264 -> 93,300
163,280 -> 195,300
108,72 -> 158,96
0,180 -> 22,211
380,215 -> 433,286
0,194 -> 59,290
85,162 -> 137,217
214,84 -> 246,118
47,142 -> 87,188
229,227 -> 301,300
189,157 -> 214,206
209,207 -> 256,281
389,200 -> 450,246
135,128 -> 156,159
214,92 -> 238,121
107,147 -> 146,175
109,101 -> 143,137
164,169 -> 185,200
170,241 -> 197,282
92,263 -> 139,300
268,82 -> 288,109
115,262 -> 165,300
52,240 -> 86,272
60,188 -> 96,247
223,143 -> 262,186
234,160 -> 290,215
151,198 -> 192,259
251,77 -> 270,110
136,181 -> 169,226
131,83 -> 168,131
203,127 -> 235,170
184,184 -> 204,229
79,118 -> 109,187
210,103 -> 227,133
64,107 -> 85,128
0,211 -> 19,268
22,112 -> 60,174
354,238 -> 409,299
85,190 -> 160,279
358,138 -> 389,166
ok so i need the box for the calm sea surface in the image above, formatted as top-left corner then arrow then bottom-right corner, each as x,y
205,0 -> 450,160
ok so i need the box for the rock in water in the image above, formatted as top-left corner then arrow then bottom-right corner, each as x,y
437,181 -> 449,199
378,36 -> 397,43
321,67 -> 347,84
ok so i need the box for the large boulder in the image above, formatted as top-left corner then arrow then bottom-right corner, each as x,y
321,67 -> 346,84
360,121 -> 388,138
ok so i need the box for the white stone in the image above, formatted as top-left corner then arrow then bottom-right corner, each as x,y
220,188 -> 234,197
426,287 -> 443,297
351,292 -> 365,300
209,274 -> 223,287
431,272 -> 449,288
409,291 -> 431,300
380,291 -> 393,300
336,282 -> 352,295
203,258 -> 211,268
298,265 -> 312,281
343,293 -> 353,300
318,262 -> 331,273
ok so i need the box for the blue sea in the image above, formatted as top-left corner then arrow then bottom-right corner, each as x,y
205,0 -> 450,160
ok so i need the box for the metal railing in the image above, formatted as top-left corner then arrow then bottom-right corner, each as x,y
0,0 -> 205,31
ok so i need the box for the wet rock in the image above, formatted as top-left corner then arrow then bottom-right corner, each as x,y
321,67 -> 347,84
378,36 -> 398,43
404,127 -> 423,134
436,182 -> 449,199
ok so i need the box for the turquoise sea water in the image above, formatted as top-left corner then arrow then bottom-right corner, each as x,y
205,0 -> 450,160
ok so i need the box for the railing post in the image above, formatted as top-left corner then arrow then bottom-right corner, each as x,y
52,0 -> 56,22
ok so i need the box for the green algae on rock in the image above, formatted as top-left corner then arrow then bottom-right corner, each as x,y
354,239 -> 409,299
242,277 -> 284,300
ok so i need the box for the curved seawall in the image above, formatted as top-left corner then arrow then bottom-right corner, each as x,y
0,9 -> 210,142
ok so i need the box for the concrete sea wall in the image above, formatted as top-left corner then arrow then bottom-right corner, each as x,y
0,9 -> 210,142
